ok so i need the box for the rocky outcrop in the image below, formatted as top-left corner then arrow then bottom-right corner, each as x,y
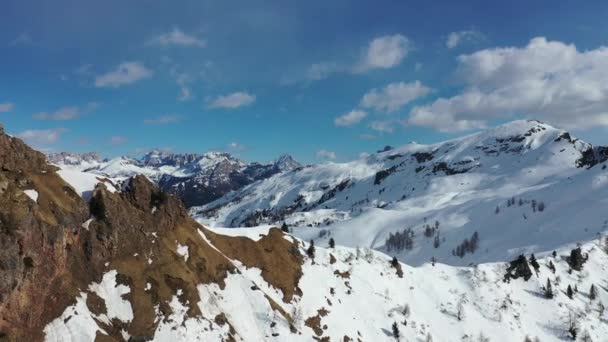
0,127 -> 304,341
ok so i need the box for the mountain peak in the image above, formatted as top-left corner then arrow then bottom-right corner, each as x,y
273,154 -> 301,171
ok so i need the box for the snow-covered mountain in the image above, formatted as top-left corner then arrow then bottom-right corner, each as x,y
47,152 -> 105,168
2,121 -> 607,342
193,120 -> 608,266
48,150 -> 301,207
46,227 -> 608,342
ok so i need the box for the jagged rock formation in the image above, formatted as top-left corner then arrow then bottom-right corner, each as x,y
50,150 -> 301,208
0,127 -> 304,341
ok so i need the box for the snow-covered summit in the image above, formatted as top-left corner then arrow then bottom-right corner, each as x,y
193,120 -> 608,267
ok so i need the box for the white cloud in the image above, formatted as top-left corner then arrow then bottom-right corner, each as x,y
356,34 -> 410,72
17,128 -> 66,145
299,34 -> 410,83
316,149 -> 336,160
95,62 -> 153,88
33,103 -> 99,121
209,92 -> 256,109
335,110 -> 367,127
361,81 -> 431,113
409,37 -> 608,132
359,152 -> 370,159
109,136 -> 128,145
228,142 -> 245,151
306,62 -> 342,81
370,120 -> 395,133
143,114 -> 181,125
446,29 -> 484,49
0,103 -> 14,112
149,27 -> 206,48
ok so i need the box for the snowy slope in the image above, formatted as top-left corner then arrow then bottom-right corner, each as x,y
193,120 -> 608,266
44,226 -> 608,342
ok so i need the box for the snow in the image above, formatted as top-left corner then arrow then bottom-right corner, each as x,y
176,242 -> 189,261
44,222 -> 608,342
23,189 -> 38,202
57,169 -> 117,200
205,225 -> 275,241
194,120 -> 608,267
87,270 -> 133,323
44,294 -> 107,342
81,218 -> 94,230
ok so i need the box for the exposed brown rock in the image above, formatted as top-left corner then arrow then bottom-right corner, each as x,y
202,227 -> 304,302
0,127 -> 306,341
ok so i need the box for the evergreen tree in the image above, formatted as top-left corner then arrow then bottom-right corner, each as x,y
391,256 -> 399,268
433,234 -> 440,248
529,254 -> 540,274
548,260 -> 556,274
328,237 -> 335,249
567,285 -> 574,299
457,299 -> 465,321
590,284 -> 597,301
392,321 -> 399,339
544,278 -> 554,299
306,240 -> 315,259
568,313 -> 578,340
552,250 -> 557,258
495,205 -> 500,214
281,222 -> 289,233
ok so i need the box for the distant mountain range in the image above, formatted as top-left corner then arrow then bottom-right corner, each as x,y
47,150 -> 301,207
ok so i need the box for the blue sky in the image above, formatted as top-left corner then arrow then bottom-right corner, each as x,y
2,0 -> 608,163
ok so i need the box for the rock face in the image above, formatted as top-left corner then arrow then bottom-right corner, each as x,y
0,130 -> 304,341
0,131 -> 90,340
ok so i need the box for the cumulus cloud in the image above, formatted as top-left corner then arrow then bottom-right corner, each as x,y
0,103 -> 14,112
148,27 -> 206,48
95,62 -> 153,88
409,37 -> 608,131
109,136 -> 128,145
33,102 -> 99,121
359,152 -> 370,159
209,92 -> 256,109
355,34 -> 410,72
300,34 -> 410,82
143,114 -> 181,125
361,81 -> 431,113
370,120 -> 395,133
17,128 -> 66,145
446,29 -> 484,49
335,110 -> 367,127
316,149 -> 337,160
